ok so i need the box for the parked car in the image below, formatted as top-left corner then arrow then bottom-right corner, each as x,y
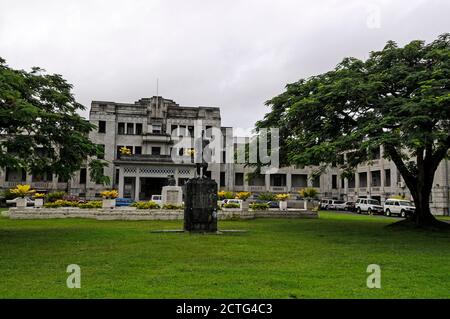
319,199 -> 346,210
355,198 -> 384,215
319,199 -> 334,209
331,200 -> 346,210
151,195 -> 162,206
344,201 -> 356,212
384,199 -> 415,218
115,198 -> 133,207
6,197 -> 35,206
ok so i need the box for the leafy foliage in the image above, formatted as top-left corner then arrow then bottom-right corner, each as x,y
275,193 -> 290,201
46,191 -> 65,203
257,192 -> 276,201
100,190 -> 119,199
9,184 -> 35,197
249,203 -> 269,210
256,34 -> 450,226
131,201 -> 161,209
218,191 -> 235,200
0,58 -> 109,183
235,192 -> 251,201
223,203 -> 240,209
298,188 -> 318,199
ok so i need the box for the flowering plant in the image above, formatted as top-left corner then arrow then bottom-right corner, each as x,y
100,190 -> 119,199
10,184 -> 35,197
119,146 -> 131,155
276,193 -> 290,201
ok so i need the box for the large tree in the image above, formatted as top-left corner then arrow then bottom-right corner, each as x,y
256,34 -> 450,229
0,57 -> 108,186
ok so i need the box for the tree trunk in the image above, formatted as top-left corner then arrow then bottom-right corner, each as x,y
411,184 -> 437,226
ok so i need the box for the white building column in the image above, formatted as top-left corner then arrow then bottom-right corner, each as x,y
286,172 -> 292,193
134,176 -> 140,201
118,167 -> 124,198
265,174 -> 270,191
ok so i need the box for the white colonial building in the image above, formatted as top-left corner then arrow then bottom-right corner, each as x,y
1,96 -> 449,215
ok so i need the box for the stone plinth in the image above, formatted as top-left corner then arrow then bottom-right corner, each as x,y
161,186 -> 183,206
183,178 -> 218,232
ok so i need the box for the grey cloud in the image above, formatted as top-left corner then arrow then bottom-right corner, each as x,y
0,0 -> 449,129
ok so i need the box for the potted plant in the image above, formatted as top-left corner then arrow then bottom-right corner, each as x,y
298,188 -> 318,209
235,191 -> 251,210
10,184 -> 35,208
34,193 -> 46,208
100,189 -> 119,209
276,193 -> 290,211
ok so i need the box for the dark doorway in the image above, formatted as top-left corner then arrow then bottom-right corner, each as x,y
140,177 -> 167,199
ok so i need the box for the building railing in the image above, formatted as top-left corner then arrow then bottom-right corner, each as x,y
270,186 -> 287,192
248,186 -> 266,192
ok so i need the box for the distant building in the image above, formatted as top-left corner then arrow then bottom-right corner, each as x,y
1,96 -> 449,215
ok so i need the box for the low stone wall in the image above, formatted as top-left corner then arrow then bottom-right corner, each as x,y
8,207 -> 318,221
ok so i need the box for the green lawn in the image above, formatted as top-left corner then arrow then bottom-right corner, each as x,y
1,210 -> 450,298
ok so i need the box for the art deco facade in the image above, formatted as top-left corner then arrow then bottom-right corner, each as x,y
1,96 -> 449,215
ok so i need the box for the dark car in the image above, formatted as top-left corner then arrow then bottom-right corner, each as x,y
116,198 -> 133,207
344,201 -> 356,212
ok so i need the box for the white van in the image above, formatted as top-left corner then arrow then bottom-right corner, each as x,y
355,198 -> 384,215
384,199 -> 415,218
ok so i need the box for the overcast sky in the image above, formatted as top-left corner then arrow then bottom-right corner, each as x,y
0,0 -> 449,129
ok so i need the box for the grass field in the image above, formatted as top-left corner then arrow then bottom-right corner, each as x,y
1,209 -> 450,298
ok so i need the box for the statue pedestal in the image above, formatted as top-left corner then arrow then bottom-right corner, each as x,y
161,186 -> 183,206
183,178 -> 218,232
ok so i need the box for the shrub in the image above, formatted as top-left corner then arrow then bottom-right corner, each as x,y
162,204 -> 184,210
276,193 -> 290,201
34,193 -> 46,199
10,184 -> 35,197
46,191 -> 66,202
78,201 -> 102,209
44,199 -> 79,208
218,191 -> 235,200
258,192 -> 276,201
298,188 -> 318,199
223,203 -> 240,209
249,203 -> 269,210
2,189 -> 19,200
235,192 -> 251,201
100,190 -> 119,199
131,201 -> 161,209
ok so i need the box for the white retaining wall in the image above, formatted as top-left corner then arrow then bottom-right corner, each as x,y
8,207 -> 318,220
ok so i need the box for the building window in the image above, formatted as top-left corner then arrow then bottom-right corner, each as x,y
98,121 -> 106,133
135,123 -> 143,135
58,175 -> 68,183
220,172 -> 225,187
97,144 -> 105,160
385,169 -> 391,187
126,146 -> 133,154
135,146 -> 142,155
115,169 -> 119,186
79,168 -> 87,184
116,146 -> 122,158
127,123 -> 134,135
118,123 -> 125,135
152,124 -> 162,134
312,175 -> 320,188
235,173 -> 244,186
341,177 -> 345,189
152,147 -> 161,155
332,175 -> 337,189
270,174 -> 286,187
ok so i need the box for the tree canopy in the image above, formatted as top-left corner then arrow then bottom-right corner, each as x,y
0,57 -> 108,184
256,34 -> 450,228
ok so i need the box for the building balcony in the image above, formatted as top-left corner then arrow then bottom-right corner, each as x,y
3,181 -> 24,188
270,186 -> 287,193
116,154 -> 174,163
142,133 -> 171,143
248,185 -> 266,192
